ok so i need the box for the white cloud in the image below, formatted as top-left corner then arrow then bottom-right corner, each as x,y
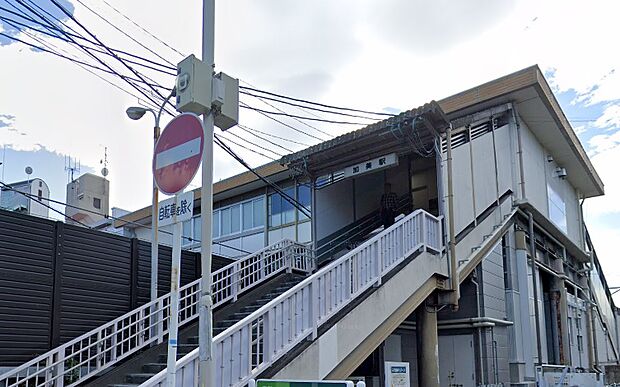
593,103 -> 620,130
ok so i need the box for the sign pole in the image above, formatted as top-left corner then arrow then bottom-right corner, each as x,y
166,196 -> 183,387
199,0 -> 216,385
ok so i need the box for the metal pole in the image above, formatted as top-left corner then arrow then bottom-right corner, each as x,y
151,124 -> 161,340
166,216 -> 183,387
446,125 -> 460,309
528,211 -> 543,364
199,0 -> 216,385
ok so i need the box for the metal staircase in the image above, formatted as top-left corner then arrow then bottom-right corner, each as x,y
0,239 -> 313,387
139,209 -> 444,386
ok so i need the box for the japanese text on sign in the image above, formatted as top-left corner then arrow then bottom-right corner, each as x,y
157,191 -> 194,227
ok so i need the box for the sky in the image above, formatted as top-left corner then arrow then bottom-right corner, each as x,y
0,1 -> 619,290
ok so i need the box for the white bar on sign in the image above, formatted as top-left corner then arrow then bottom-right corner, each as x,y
155,137 -> 202,169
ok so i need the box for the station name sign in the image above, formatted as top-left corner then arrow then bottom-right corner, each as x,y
343,153 -> 398,178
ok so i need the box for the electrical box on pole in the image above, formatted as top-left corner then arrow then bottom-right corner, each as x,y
212,72 -> 239,130
176,54 -> 212,114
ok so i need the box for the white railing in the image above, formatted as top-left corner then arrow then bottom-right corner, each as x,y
0,239 -> 313,387
142,210 -> 442,387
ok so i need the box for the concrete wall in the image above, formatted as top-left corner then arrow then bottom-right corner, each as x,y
480,243 -> 510,384
441,123 -> 514,236
315,179 -> 354,241
520,119 -> 583,247
441,114 -> 584,249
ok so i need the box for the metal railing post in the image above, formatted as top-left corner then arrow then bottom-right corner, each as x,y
232,262 -> 239,302
421,213 -> 428,252
286,244 -> 293,274
375,241 -> 382,287
110,322 -> 118,362
344,258 -> 352,300
96,331 -> 103,369
309,278 -> 319,340
56,346 -> 65,387
263,309 -> 275,362
157,299 -> 164,344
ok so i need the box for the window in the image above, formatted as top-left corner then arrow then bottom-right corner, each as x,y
182,219 -> 192,246
253,197 -> 264,228
93,197 -> 101,209
212,210 -> 220,238
547,185 -> 567,233
193,216 -> 202,243
214,196 -> 265,238
221,208 -> 231,235
231,205 -> 241,233
297,184 -> 311,221
38,190 -> 42,199
268,184 -> 312,228
269,187 -> 295,227
243,202 -> 253,230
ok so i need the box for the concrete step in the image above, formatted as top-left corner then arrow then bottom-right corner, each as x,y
142,362 -> 167,373
157,351 -> 190,363
125,373 -> 156,384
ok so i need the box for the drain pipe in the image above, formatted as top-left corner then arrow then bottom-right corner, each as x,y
446,124 -> 460,310
471,274 -> 486,384
510,103 -> 527,200
528,211 -> 543,364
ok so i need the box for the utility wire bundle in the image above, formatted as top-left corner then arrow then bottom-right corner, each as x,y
0,0 -> 398,220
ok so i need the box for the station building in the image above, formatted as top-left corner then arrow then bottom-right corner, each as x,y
103,65 -> 619,386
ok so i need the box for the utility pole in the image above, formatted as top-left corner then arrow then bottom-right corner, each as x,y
199,0 -> 216,385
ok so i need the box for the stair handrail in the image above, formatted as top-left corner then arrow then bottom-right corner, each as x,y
141,209 -> 442,387
0,239 -> 312,387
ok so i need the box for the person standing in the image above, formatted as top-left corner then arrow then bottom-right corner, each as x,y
381,183 -> 398,229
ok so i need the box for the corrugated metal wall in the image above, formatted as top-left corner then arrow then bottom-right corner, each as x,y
0,209 -> 232,366
0,210 -> 55,365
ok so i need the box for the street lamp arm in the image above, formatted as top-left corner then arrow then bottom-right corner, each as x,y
156,87 -> 177,128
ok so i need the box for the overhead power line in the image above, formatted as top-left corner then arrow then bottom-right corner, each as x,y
48,0 -> 176,114
221,130 -> 284,158
0,5 -> 177,72
214,134 -> 311,219
241,104 -> 369,126
0,15 -> 176,76
241,90 -> 381,121
12,0 -> 170,112
216,133 -> 279,161
97,0 -> 186,58
241,102 -> 327,142
240,85 -> 396,117
0,19 -> 160,111
235,125 -> 293,153
73,0 -> 176,67
236,125 -> 311,147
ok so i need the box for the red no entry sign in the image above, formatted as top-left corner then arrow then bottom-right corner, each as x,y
153,113 -> 204,195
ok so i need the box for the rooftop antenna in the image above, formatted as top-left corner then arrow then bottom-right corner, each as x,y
64,155 -> 80,183
100,146 -> 109,178
1,144 -> 6,182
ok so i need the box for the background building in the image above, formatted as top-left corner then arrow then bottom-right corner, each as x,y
0,178 -> 50,218
65,173 -> 110,227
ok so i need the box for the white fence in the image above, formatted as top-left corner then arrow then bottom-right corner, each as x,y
142,209 -> 442,387
0,239 -> 313,387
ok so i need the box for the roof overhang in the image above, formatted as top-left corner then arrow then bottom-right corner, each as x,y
281,101 -> 450,176
439,65 -> 604,198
